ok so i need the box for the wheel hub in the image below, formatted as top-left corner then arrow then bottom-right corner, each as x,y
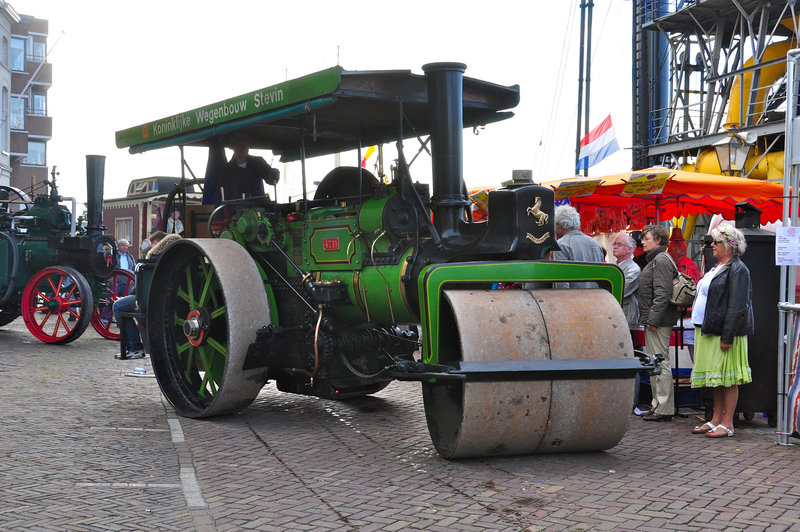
183,308 -> 211,346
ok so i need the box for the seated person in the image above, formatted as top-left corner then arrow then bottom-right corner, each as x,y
113,231 -> 178,360
216,132 -> 279,203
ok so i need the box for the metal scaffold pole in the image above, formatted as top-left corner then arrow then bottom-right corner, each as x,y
777,49 -> 800,446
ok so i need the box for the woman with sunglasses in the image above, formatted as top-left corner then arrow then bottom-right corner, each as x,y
689,222 -> 754,438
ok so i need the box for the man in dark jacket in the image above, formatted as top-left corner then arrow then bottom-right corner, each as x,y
638,224 -> 677,421
216,132 -> 279,203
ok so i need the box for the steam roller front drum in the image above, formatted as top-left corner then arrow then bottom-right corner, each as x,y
423,289 -> 634,459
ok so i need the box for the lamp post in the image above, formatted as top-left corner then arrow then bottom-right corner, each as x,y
713,131 -> 755,176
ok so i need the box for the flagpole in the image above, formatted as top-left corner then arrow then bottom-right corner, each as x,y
575,1 -> 594,177
584,0 -> 593,178
575,2 -> 586,173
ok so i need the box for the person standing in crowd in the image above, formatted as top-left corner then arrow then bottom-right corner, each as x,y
668,229 -> 701,283
553,204 -> 605,288
689,223 -> 754,438
217,132 -> 280,203
116,239 -> 135,271
113,238 -> 136,299
638,224 -> 677,422
668,228 -> 701,359
612,232 -> 641,336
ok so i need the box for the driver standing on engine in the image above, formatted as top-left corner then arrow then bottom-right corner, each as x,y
216,132 -> 280,203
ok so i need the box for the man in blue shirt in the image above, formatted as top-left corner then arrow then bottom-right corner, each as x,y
116,239 -> 135,271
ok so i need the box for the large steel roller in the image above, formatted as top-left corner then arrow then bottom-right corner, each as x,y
147,239 -> 271,418
423,288 -> 634,459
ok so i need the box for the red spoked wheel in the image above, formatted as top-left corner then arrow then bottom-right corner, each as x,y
21,266 -> 94,344
91,269 -> 136,340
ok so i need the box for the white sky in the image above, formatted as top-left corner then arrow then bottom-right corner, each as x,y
16,0 -> 633,203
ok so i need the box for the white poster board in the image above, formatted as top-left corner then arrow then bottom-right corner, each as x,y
776,226 -> 800,265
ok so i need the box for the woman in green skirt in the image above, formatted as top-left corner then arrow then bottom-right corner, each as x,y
689,222 -> 754,438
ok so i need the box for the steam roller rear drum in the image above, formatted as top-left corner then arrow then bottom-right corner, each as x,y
147,239 -> 271,418
423,289 -> 634,459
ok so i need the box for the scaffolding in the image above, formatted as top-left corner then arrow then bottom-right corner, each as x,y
633,0 -> 799,172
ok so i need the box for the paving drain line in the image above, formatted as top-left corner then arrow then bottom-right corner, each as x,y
78,420 -> 205,509
167,415 -> 207,509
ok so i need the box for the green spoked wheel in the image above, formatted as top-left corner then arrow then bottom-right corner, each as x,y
147,239 -> 271,418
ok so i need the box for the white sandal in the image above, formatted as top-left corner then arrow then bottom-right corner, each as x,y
705,424 -> 734,438
691,421 -> 716,434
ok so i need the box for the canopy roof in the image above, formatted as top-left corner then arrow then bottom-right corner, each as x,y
540,168 -> 787,224
115,66 -> 520,162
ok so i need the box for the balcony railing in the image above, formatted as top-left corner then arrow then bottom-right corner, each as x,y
643,0 -> 696,23
646,79 -> 786,145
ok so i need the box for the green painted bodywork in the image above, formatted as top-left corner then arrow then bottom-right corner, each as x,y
115,67 -> 342,150
357,192 -> 393,233
417,261 -> 625,363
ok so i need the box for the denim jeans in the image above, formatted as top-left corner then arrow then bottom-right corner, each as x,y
112,295 -> 142,350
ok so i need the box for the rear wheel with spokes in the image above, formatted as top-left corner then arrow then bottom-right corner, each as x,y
21,266 -> 93,344
147,239 -> 271,418
91,269 -> 135,340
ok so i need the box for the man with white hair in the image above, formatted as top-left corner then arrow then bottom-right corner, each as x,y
612,232 -> 641,331
553,204 -> 605,288
115,238 -> 135,271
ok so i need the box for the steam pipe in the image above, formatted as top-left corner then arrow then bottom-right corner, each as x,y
60,196 -> 78,235
85,155 -> 106,236
422,62 -> 470,240
0,231 -> 17,305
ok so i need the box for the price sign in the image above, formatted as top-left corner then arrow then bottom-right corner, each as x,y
554,179 -> 602,199
621,172 -> 671,195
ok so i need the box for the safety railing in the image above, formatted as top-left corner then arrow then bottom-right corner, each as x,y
642,0 -> 696,22
646,79 -> 786,145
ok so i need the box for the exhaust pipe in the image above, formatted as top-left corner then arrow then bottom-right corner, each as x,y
422,62 -> 470,240
85,155 -> 106,236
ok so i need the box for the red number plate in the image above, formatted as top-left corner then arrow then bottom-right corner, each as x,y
323,238 -> 339,251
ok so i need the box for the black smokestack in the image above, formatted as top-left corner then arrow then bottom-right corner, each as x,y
422,62 -> 470,239
85,155 -> 105,236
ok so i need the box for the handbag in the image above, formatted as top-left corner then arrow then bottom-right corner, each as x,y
665,254 -> 697,308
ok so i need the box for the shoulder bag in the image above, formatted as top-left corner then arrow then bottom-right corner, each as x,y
665,253 -> 697,308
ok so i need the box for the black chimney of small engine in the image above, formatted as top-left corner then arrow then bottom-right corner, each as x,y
422,62 -> 470,240
85,155 -> 106,236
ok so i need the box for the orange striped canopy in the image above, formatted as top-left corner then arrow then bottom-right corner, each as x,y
539,168 -> 787,224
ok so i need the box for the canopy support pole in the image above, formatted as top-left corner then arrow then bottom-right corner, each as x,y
777,49 -> 800,446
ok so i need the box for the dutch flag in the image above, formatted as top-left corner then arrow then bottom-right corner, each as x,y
575,115 -> 620,172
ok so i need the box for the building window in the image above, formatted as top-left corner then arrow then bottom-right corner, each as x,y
24,140 -> 45,165
115,217 -> 133,242
10,97 -> 25,130
31,40 -> 45,62
2,38 -> 8,67
10,37 -> 24,71
31,92 -> 46,116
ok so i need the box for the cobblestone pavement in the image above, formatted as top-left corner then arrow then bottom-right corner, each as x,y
1,316 -> 799,531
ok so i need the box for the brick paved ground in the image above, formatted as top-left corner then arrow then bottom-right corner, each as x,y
1,316 -> 799,531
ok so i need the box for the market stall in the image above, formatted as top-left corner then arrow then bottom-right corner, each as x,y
540,168 -> 786,233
